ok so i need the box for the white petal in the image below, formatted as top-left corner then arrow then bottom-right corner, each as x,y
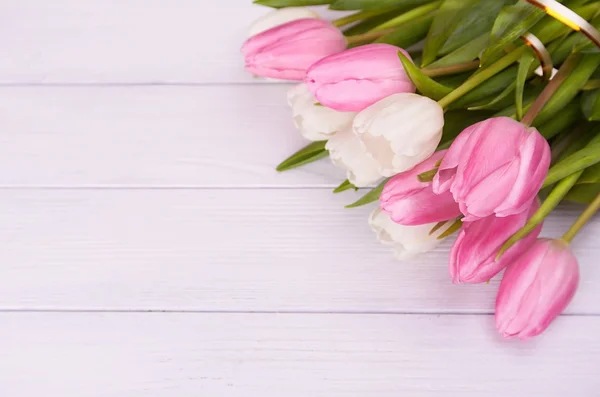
326,127 -> 383,187
288,84 -> 356,142
248,8 -> 320,37
353,93 -> 444,175
369,209 -> 450,260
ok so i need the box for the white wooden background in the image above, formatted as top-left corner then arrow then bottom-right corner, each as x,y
1,1 -> 599,396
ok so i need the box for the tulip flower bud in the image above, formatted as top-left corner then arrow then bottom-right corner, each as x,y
326,127 -> 382,188
304,43 -> 416,112
353,93 -> 444,177
287,84 -> 355,142
450,200 -> 542,284
369,208 -> 452,260
433,117 -> 551,222
380,151 -> 461,226
248,7 -> 320,37
495,239 -> 579,340
241,19 -> 347,81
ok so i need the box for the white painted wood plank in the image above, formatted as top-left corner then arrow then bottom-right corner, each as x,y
0,1 -> 345,84
0,86 -> 345,187
1,312 -> 598,396
1,189 -> 598,313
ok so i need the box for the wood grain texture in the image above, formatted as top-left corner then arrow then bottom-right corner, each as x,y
0,1 -> 345,84
2,312 -> 599,397
0,86 -> 346,187
2,189 -> 598,313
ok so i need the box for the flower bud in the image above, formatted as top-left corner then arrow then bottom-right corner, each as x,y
304,43 -> 416,112
241,19 -> 347,81
433,117 -> 551,221
369,208 -> 451,260
326,126 -> 382,187
353,93 -> 444,177
450,200 -> 542,284
495,239 -> 579,340
248,7 -> 320,37
287,84 -> 355,141
380,150 -> 461,226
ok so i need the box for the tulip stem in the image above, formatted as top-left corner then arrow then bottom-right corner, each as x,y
346,28 -> 396,45
332,8 -> 395,28
372,0 -> 442,31
422,60 -> 480,77
562,192 -> 600,243
583,79 -> 600,91
437,46 -> 528,110
497,170 -> 584,259
521,52 -> 582,127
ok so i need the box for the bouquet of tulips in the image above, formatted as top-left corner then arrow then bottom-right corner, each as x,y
241,0 -> 600,340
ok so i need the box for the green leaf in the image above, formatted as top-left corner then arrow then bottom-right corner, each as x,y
375,13 -> 434,48
537,103 -> 582,139
342,8 -> 408,36
398,51 -> 452,100
439,0 -> 514,55
480,0 -> 545,66
441,109 -> 495,144
577,162 -> 600,184
468,82 -> 516,110
544,131 -> 600,188
333,179 -> 358,193
516,54 -> 535,121
428,34 -> 489,68
330,0 -> 434,10
276,141 -> 328,172
437,218 -> 463,240
253,0 -> 332,7
581,89 -> 600,120
345,179 -> 389,208
534,52 -> 600,126
451,66 -> 518,108
421,0 -> 479,66
564,183 -> 600,204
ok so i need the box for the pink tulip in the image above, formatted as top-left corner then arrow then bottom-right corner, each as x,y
495,239 -> 579,340
241,18 -> 347,81
380,151 -> 461,226
304,43 -> 416,112
450,200 -> 541,284
433,117 -> 550,221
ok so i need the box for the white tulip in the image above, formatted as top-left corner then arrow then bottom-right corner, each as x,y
369,208 -> 450,260
353,93 -> 444,177
326,126 -> 383,188
287,84 -> 356,142
248,7 -> 320,37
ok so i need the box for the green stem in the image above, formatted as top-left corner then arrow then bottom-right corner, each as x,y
422,60 -> 480,77
437,46 -> 528,110
346,28 -> 396,45
497,171 -> 583,258
521,52 -> 582,127
562,192 -> 600,243
373,0 -> 442,31
583,79 -> 600,91
332,8 -> 393,28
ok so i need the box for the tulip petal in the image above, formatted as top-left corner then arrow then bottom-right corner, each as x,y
326,127 -> 382,187
433,123 -> 477,194
495,239 -> 579,340
495,128 -> 551,217
305,44 -> 416,112
450,201 -> 541,284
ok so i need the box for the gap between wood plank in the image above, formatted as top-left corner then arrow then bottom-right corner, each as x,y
0,309 -> 598,317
